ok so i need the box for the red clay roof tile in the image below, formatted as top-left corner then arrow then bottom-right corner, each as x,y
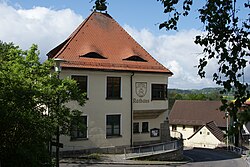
47,12 -> 172,74
169,100 -> 227,128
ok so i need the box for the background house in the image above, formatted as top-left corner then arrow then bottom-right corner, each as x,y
47,11 -> 173,152
186,121 -> 225,148
169,100 -> 227,148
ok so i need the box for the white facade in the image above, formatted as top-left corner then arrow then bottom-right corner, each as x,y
59,69 -> 170,151
171,125 -> 195,140
170,125 -> 224,149
185,126 -> 224,149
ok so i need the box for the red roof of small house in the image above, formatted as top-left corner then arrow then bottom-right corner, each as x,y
47,12 -> 172,74
169,100 -> 227,128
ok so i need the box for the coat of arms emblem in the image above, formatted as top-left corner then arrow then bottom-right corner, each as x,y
135,82 -> 147,97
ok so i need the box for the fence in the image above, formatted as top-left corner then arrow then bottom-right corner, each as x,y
227,145 -> 248,155
124,139 -> 183,159
170,131 -> 183,139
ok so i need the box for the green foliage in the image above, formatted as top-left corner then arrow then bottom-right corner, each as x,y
158,0 -> 249,146
168,88 -> 221,110
0,41 -> 86,166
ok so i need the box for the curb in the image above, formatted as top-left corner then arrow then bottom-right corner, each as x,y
60,160 -> 189,166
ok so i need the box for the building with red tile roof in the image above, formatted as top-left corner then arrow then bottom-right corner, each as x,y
169,100 -> 227,148
47,11 -> 173,152
48,12 -> 172,74
169,100 -> 226,128
186,121 -> 225,148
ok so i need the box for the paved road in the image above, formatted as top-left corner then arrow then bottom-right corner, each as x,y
180,148 -> 248,167
60,148 -> 249,167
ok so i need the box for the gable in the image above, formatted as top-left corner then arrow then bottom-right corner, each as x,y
188,126 -> 220,142
187,121 -> 225,142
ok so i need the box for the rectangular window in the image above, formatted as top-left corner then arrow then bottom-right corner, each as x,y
193,126 -> 199,132
151,84 -> 167,100
106,115 -> 121,137
172,125 -> 177,131
133,122 -> 140,134
71,116 -> 87,140
107,77 -> 121,99
182,125 -> 186,130
142,122 -> 149,133
71,75 -> 88,93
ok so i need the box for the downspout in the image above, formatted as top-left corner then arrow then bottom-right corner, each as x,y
130,72 -> 134,147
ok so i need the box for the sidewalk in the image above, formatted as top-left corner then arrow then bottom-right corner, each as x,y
60,154 -> 189,166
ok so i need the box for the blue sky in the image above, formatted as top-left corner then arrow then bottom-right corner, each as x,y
7,0 -> 203,34
1,0 -> 249,89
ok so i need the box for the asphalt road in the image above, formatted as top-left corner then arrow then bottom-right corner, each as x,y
180,148 -> 248,167
60,148 -> 249,167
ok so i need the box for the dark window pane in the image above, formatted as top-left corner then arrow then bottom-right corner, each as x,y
106,115 -> 121,137
142,122 -> 149,133
71,75 -> 88,93
152,84 -> 167,100
172,125 -> 177,131
193,126 -> 199,132
107,77 -> 121,99
133,122 -> 140,133
71,116 -> 87,139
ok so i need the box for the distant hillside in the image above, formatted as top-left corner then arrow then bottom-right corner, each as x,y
169,87 -> 223,95
169,86 -> 250,95
168,86 -> 250,110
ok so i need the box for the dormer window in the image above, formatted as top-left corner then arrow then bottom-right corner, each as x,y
80,52 -> 107,59
123,55 -> 147,62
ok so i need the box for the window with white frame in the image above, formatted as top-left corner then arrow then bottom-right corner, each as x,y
106,77 -> 121,99
71,75 -> 88,94
133,122 -> 140,133
142,122 -> 149,133
151,84 -> 167,100
106,114 -> 121,137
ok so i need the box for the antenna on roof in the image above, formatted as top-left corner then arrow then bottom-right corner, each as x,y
92,0 -> 108,13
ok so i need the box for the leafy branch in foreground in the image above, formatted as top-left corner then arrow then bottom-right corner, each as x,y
158,0 -> 250,146
0,41 -> 86,166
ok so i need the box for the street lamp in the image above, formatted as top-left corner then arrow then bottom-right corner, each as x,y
54,58 -> 66,167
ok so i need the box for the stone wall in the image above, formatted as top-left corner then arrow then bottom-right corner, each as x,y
60,145 -> 129,157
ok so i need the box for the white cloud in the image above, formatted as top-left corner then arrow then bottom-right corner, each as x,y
0,2 -> 83,61
1,2 -> 247,89
124,25 -> 218,89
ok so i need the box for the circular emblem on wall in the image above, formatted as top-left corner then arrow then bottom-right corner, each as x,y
135,82 -> 147,97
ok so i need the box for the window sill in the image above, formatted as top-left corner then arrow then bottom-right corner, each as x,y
70,138 -> 88,141
133,132 -> 140,134
106,135 -> 122,139
106,97 -> 122,100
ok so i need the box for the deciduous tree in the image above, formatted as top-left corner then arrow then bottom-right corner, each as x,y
0,41 -> 86,166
